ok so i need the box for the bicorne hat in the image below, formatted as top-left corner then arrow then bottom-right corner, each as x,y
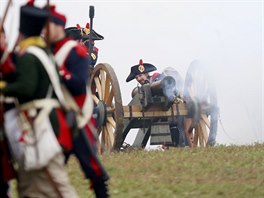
65,27 -> 83,40
65,23 -> 104,41
126,59 -> 157,82
80,23 -> 104,41
19,0 -> 49,37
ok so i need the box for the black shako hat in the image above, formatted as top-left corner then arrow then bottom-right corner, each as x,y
126,59 -> 157,82
19,0 -> 49,37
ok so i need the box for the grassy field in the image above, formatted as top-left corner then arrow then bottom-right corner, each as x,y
68,143 -> 264,198
11,144 -> 264,198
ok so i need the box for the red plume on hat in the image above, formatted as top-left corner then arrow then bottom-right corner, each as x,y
76,24 -> 81,29
86,23 -> 90,29
49,5 -> 66,27
49,5 -> 56,10
27,0 -> 34,6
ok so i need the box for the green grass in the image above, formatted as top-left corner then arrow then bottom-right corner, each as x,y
11,144 -> 264,198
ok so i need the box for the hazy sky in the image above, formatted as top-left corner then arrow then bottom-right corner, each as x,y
1,0 -> 263,145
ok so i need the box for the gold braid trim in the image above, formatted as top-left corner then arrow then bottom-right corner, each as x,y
82,27 -> 90,35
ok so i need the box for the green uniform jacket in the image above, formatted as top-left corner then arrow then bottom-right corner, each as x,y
3,38 -> 61,135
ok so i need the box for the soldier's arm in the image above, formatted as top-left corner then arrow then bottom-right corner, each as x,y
62,47 -> 89,95
3,53 -> 39,98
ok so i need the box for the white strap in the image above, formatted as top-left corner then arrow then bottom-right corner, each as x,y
27,46 -> 93,128
54,41 -> 94,128
77,87 -> 93,128
54,40 -> 78,67
20,98 -> 60,125
26,46 -> 66,107
20,98 -> 60,111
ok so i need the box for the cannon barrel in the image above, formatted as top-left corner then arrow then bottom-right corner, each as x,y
131,76 -> 177,102
150,76 -> 176,100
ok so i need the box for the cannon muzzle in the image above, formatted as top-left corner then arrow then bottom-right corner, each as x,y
131,76 -> 177,110
150,76 -> 177,102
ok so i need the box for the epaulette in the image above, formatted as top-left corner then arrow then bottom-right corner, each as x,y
74,45 -> 87,58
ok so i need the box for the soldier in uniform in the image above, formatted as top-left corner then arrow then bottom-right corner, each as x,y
65,24 -> 104,126
1,1 -> 78,197
126,59 -> 184,147
46,5 -> 109,198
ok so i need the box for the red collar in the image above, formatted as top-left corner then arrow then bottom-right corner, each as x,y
52,37 -> 72,54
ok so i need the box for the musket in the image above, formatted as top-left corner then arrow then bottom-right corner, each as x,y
0,0 -> 13,65
45,0 -> 50,48
0,0 -> 12,34
88,5 -> 94,69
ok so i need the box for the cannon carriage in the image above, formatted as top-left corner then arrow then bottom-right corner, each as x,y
90,62 -> 218,153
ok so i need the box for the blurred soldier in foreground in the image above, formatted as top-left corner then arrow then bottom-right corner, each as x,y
46,5 -> 109,198
1,1 -> 78,197
65,23 -> 104,126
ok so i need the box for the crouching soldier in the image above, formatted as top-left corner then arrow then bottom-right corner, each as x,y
126,59 -> 185,148
45,5 -> 109,198
1,1 -> 78,197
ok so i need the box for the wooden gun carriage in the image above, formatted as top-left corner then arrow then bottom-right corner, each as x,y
90,63 -> 218,152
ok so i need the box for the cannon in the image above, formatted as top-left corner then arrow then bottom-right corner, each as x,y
121,75 -> 182,148
131,75 -> 177,111
90,62 -> 218,152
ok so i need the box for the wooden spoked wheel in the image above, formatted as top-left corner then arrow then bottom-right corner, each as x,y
183,61 -> 218,147
90,63 -> 124,152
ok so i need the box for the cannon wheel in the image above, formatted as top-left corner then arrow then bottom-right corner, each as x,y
183,61 -> 218,147
90,63 -> 124,152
